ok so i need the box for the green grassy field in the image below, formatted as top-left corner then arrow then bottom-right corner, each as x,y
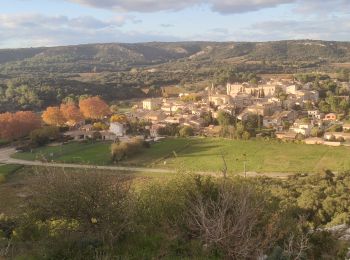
12,138 -> 350,173
122,138 -> 190,166
159,138 -> 350,173
13,141 -> 113,165
0,164 -> 23,183
12,139 -> 190,166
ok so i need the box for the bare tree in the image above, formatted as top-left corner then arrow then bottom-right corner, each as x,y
283,232 -> 310,259
184,179 -> 278,259
0,239 -> 12,258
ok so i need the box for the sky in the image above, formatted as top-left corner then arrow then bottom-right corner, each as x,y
0,0 -> 350,48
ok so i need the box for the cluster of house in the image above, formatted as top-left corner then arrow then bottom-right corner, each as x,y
133,97 -> 208,137
277,114 -> 350,146
134,78 -> 324,138
63,78 -> 350,146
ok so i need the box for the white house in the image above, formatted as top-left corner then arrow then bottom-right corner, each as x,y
343,123 -> 350,131
308,110 -> 324,120
290,119 -> 313,136
143,98 -> 161,110
109,122 -> 126,137
286,85 -> 298,95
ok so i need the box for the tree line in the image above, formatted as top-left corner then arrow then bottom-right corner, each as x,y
0,96 -> 112,142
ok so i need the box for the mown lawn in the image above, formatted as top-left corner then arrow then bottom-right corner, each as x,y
12,139 -> 191,167
13,141 -> 113,165
121,138 -> 191,166
11,138 -> 350,173
159,138 -> 350,173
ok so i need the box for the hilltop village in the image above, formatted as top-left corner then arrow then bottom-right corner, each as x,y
94,77 -> 350,146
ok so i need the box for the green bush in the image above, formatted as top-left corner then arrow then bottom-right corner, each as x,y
30,126 -> 60,146
111,137 -> 144,162
179,126 -> 194,137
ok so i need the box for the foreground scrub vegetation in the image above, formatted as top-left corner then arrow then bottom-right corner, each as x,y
0,168 -> 350,259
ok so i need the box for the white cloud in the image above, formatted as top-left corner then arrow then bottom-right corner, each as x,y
0,14 -> 121,30
1,1 -> 350,48
69,0 -> 200,12
160,24 -> 174,28
0,14 -> 177,48
295,0 -> 350,15
243,17 -> 350,41
65,0 -> 350,14
209,0 -> 293,14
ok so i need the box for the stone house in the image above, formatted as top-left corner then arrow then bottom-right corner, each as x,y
143,98 -> 162,110
290,119 -> 313,136
263,111 -> 296,130
208,94 -> 232,106
109,122 -> 126,137
246,101 -> 281,117
144,111 -> 167,123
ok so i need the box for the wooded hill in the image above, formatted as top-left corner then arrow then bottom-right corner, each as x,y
1,40 -> 350,73
0,40 -> 350,112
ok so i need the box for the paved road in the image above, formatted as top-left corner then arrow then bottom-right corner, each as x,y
0,147 -> 293,178
0,148 -> 17,162
0,147 -> 180,174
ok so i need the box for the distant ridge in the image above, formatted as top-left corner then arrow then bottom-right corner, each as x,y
1,40 -> 350,67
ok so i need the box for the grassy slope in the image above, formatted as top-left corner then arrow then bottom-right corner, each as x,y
12,138 -> 350,173
13,141 -> 113,165
160,138 -> 350,173
12,139 -> 190,166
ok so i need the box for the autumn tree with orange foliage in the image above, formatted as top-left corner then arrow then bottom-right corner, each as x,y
60,102 -> 83,126
42,107 -> 66,126
79,96 -> 111,120
0,111 -> 41,140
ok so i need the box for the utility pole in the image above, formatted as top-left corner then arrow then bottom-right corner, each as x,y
244,161 -> 247,178
221,153 -> 228,179
243,153 -> 247,178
